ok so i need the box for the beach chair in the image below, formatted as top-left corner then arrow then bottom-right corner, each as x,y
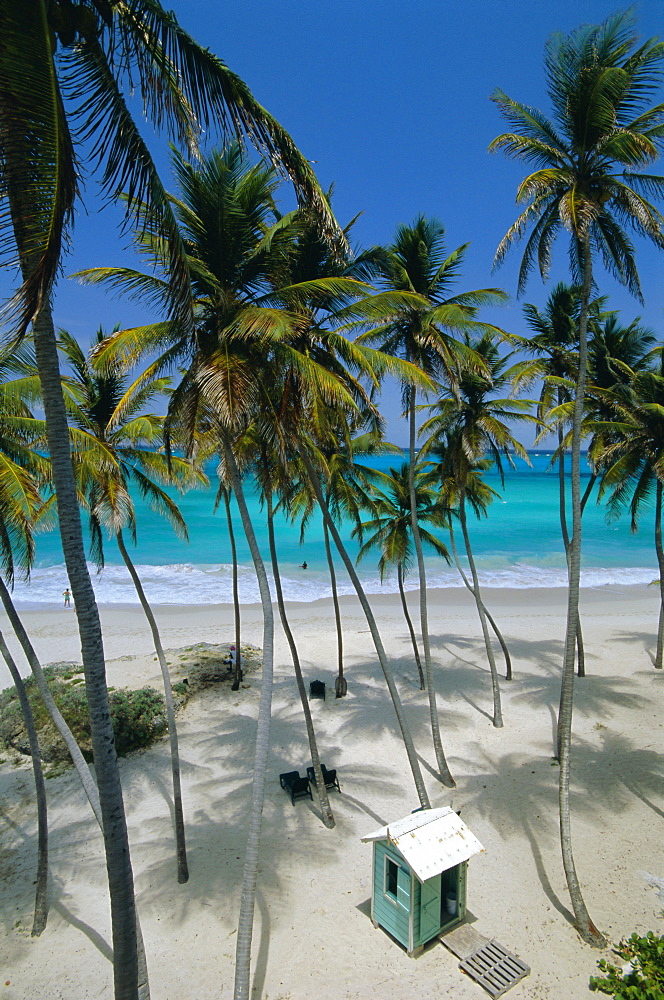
307,764 -> 341,793
309,679 -> 326,700
279,771 -> 313,806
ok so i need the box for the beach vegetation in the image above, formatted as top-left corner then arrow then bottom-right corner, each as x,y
491,8 -> 664,947
0,665 -> 168,760
590,930 -> 664,998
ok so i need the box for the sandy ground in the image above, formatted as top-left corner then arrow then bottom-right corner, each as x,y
0,584 -> 662,1000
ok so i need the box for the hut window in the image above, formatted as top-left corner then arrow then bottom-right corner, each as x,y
385,858 -> 399,899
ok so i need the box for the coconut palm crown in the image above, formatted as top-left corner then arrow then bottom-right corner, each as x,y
490,11 -> 664,295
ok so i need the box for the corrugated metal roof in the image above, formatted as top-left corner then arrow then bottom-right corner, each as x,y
361,807 -> 484,881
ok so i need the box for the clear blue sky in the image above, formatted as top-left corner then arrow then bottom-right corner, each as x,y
6,0 -> 664,446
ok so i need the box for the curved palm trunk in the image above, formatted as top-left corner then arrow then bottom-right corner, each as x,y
266,492 -> 334,827
224,441 -> 275,1000
449,526 -> 512,680
558,415 -> 585,677
397,563 -> 425,689
0,632 -> 48,935
221,484 -> 243,689
116,530 -> 188,883
654,482 -> 664,669
299,447 -> 440,801
408,390 -> 450,779
558,240 -> 606,947
323,514 -> 346,697
459,495 -> 503,727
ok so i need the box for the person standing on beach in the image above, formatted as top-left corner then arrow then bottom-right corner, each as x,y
62,588 -> 71,608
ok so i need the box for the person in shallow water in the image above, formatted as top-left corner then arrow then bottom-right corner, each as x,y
62,588 -> 71,607
300,561 -> 308,569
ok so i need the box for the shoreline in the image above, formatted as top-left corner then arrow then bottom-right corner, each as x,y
0,581 -> 660,686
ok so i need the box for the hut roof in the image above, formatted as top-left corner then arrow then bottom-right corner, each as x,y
361,807 -> 484,881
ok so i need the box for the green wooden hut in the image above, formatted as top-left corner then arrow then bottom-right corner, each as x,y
361,807 -> 484,956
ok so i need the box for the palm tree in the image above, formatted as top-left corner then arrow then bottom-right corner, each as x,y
354,462 -> 451,690
521,283 -> 590,675
80,142 -> 439,993
59,326 -> 205,885
0,7 -> 342,993
592,349 -> 664,667
315,428 -> 402,697
421,332 -> 535,726
490,10 -> 664,947
254,442 -> 335,828
356,218 -> 507,777
0,371 -> 51,935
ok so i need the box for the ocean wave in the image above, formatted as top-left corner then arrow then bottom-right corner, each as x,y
8,560 -> 659,607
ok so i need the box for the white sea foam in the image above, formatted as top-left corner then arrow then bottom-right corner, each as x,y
9,560 -> 659,607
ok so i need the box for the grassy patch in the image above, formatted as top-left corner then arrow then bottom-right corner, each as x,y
0,663 -> 168,763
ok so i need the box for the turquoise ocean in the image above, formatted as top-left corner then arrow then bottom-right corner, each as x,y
12,452 -> 658,608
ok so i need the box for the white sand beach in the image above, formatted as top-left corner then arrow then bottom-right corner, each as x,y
0,584 -> 662,999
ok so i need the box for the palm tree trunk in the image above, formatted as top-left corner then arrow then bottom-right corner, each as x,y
654,481 -> 664,669
116,530 -> 188,883
558,416 -> 585,677
449,525 -> 512,680
558,237 -> 606,948
323,513 -> 346,697
31,303 -> 141,997
408,389 -> 450,779
223,440 -> 275,1000
459,495 -> 503,727
265,490 -> 334,828
0,632 -> 48,935
221,484 -> 243,689
397,563 -> 425,689
299,446 -> 440,802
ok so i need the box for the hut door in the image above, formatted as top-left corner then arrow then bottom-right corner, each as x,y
419,874 -> 442,942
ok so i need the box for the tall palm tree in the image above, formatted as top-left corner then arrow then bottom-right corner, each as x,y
255,443 -> 335,829
354,462 -> 450,690
316,428 -> 402,697
80,142 -> 438,994
521,283 -> 590,675
356,218 -> 507,777
592,349 -> 664,667
0,7 -> 342,994
490,10 -> 664,947
59,326 -> 205,885
0,369 -> 51,935
421,332 -> 535,727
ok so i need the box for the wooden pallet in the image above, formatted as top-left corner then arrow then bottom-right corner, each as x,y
459,939 -> 530,997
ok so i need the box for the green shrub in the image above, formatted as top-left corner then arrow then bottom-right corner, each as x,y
0,665 -> 168,762
590,931 -> 664,999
